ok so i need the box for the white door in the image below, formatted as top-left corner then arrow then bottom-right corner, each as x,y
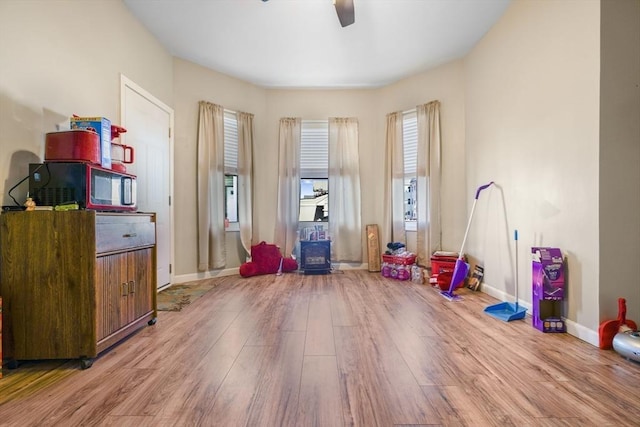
120,75 -> 173,289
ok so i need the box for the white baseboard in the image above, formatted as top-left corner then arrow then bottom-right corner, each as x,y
332,262 -> 368,270
564,319 -> 599,347
481,282 -> 532,312
481,281 -> 599,347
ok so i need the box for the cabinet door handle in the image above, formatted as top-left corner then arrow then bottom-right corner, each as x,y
129,280 -> 136,294
123,233 -> 137,238
121,282 -> 128,296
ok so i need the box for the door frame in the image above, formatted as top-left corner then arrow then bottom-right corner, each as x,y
119,74 -> 175,289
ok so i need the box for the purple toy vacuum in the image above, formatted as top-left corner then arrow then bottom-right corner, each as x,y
441,181 -> 494,301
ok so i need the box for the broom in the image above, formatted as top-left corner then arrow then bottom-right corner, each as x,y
441,181 -> 494,301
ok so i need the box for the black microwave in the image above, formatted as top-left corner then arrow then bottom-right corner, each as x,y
29,162 -> 137,211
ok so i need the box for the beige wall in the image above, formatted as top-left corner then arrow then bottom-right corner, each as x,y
262,88 -> 379,259
171,60 -> 467,276
0,0 -> 173,206
599,0 -> 640,326
378,61 -> 467,251
172,59 -> 267,275
464,0 -> 601,339
4,0 -> 636,344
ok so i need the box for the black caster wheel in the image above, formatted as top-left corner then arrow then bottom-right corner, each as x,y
7,359 -> 18,370
148,317 -> 157,326
79,358 -> 93,370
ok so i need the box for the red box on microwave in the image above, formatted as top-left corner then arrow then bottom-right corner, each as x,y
45,130 -> 102,165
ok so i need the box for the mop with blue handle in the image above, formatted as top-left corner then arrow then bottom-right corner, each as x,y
440,181 -> 494,301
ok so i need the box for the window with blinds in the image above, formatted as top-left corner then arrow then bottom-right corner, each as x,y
300,120 -> 329,222
300,120 -> 329,178
224,111 -> 238,175
224,110 -> 238,224
403,111 -> 418,224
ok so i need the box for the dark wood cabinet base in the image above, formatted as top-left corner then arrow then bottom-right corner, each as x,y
0,211 -> 157,367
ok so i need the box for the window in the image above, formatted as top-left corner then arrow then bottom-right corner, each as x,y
223,110 -> 239,227
403,111 -> 418,230
299,120 -> 329,223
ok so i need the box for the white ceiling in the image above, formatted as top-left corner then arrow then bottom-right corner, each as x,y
123,0 -> 511,89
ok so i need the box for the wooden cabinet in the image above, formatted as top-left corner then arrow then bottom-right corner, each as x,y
0,211 -> 157,368
95,248 -> 154,346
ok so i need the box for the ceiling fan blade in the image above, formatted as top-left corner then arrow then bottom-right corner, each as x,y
334,0 -> 355,27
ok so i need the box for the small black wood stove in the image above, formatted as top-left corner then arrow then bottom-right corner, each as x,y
300,240 -> 331,274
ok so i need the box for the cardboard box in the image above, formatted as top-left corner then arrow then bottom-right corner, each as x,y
366,224 -> 381,272
70,116 -> 111,168
532,247 -> 565,300
532,247 -> 566,333
536,300 -> 566,333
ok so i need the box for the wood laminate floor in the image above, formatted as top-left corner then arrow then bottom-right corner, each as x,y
1,270 -> 639,426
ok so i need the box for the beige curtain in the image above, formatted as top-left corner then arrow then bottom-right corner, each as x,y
416,101 -> 442,265
274,118 -> 301,256
383,112 -> 406,246
328,117 -> 362,262
197,101 -> 225,271
237,111 -> 255,255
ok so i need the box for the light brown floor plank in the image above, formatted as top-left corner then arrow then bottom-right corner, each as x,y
245,331 -> 306,427
1,271 -> 639,427
305,292 -> 336,356
296,355 -> 344,426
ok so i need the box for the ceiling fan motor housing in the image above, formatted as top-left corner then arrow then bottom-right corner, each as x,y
262,0 -> 355,28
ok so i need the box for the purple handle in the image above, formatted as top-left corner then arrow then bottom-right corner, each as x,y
474,181 -> 494,199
